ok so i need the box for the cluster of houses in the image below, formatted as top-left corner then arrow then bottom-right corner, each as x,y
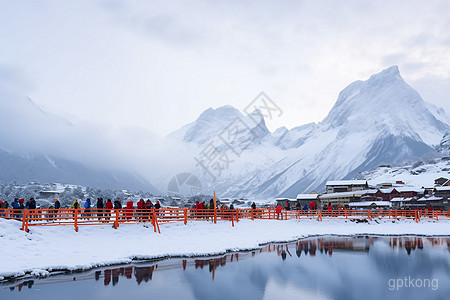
276,177 -> 450,210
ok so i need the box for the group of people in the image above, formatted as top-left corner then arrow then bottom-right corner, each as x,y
0,197 -> 164,221
70,198 -> 162,221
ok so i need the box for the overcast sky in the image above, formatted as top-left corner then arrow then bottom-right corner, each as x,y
1,0 -> 449,136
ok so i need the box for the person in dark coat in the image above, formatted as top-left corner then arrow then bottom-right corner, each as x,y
251,202 -> 257,219
113,200 -> 122,209
97,198 -> 104,220
144,200 -> 153,221
28,198 -> 37,220
50,198 -> 60,220
29,198 -> 36,209
154,201 -> 161,217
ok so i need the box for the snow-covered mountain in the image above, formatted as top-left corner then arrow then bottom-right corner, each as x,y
0,87 -> 160,193
438,132 -> 450,157
168,105 -> 270,146
169,66 -> 450,198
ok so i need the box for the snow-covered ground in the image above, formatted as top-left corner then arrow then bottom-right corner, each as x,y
1,218 -> 449,280
364,158 -> 450,188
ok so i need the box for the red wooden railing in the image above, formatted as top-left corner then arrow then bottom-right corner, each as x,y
0,208 -> 448,233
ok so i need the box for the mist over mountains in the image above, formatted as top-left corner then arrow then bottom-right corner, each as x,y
1,66 -> 449,197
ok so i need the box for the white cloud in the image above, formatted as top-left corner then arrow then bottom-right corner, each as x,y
0,0 -> 449,137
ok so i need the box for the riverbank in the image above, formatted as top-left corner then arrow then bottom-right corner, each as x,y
1,218 -> 449,280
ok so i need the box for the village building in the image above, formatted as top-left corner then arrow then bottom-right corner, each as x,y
348,201 -> 391,209
296,193 -> 319,209
39,190 -> 61,199
275,198 -> 297,208
429,186 -> 450,210
319,189 -> 375,208
434,177 -> 449,186
325,180 -> 369,193
417,195 -> 445,209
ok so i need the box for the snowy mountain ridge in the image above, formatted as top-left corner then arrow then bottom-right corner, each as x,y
168,66 -> 450,198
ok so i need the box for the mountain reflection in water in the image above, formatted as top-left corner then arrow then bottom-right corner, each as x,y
3,236 -> 449,300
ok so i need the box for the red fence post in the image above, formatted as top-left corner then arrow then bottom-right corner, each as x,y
184,208 -> 187,225
114,210 -> 119,229
152,209 -> 160,234
21,210 -> 27,231
74,209 -> 79,232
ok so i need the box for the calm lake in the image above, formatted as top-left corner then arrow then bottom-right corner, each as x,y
1,236 -> 449,300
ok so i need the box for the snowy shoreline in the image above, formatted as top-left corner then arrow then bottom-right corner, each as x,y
1,218 -> 449,281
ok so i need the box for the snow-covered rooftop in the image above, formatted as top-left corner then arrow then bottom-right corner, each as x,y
435,186 -> 450,191
390,197 -> 414,202
349,201 -> 391,207
321,190 -> 377,199
326,180 -> 367,186
418,196 -> 443,201
296,194 -> 319,200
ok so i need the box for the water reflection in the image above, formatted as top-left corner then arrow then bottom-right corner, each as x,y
2,236 -> 449,300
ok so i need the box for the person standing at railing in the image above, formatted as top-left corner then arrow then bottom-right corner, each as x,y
126,200 -> 134,220
96,198 -> 104,221
28,198 -> 37,221
71,199 -> 80,220
105,199 -> 113,221
137,199 -> 145,222
114,200 -> 122,209
113,200 -> 122,220
276,204 -> 282,219
154,201 -> 161,217
209,199 -> 215,220
251,202 -> 257,219
11,198 -> 20,218
72,199 -> 80,209
194,201 -> 200,218
144,199 -> 153,221
51,198 -> 60,221
18,198 -> 25,219
84,198 -> 91,219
